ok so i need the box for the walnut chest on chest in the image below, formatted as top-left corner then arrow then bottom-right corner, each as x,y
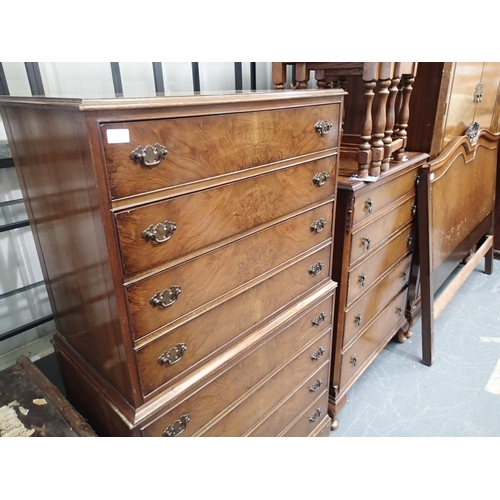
0,89 -> 345,436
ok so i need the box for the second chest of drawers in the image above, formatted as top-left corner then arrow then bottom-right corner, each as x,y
328,153 -> 428,428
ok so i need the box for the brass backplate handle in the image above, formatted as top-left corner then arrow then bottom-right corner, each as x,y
309,261 -> 325,277
311,346 -> 325,361
162,414 -> 190,437
362,236 -> 371,251
157,343 -> 187,366
309,408 -> 323,423
130,143 -> 168,168
312,312 -> 327,327
314,120 -> 333,136
309,378 -> 323,393
365,198 -> 373,213
150,285 -> 182,308
312,171 -> 330,187
142,220 -> 177,244
358,273 -> 366,286
354,314 -> 362,327
310,218 -> 327,234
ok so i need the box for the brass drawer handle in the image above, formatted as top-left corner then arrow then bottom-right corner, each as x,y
309,378 -> 323,393
150,285 -> 181,308
310,218 -> 327,234
312,171 -> 330,187
157,343 -> 187,366
396,306 -> 403,316
410,203 -> 417,217
358,273 -> 367,286
309,261 -> 325,277
406,235 -> 413,246
130,143 -> 168,168
311,346 -> 325,361
314,120 -> 333,136
309,408 -> 323,423
362,236 -> 371,251
142,220 -> 177,244
162,414 -> 190,437
354,314 -> 362,327
365,198 -> 373,213
312,312 -> 327,327
350,354 -> 358,367
401,271 -> 407,281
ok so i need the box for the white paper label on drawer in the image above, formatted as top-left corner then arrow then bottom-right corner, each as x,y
106,129 -> 130,144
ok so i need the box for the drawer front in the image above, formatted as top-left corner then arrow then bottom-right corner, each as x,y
352,167 -> 417,227
280,389 -> 330,437
309,414 -> 332,437
339,290 -> 408,391
247,361 -> 330,437
101,104 -> 341,199
201,334 -> 332,437
343,254 -> 412,348
137,272 -> 334,395
141,300 -> 333,437
116,156 -> 336,277
349,195 -> 416,265
127,212 -> 333,339
346,223 -> 414,306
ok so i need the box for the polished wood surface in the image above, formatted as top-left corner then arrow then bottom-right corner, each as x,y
141,292 -> 334,437
102,104 -> 340,200
343,254 -> 411,347
339,290 -> 408,389
136,247 -> 333,396
127,214 -> 332,338
414,130 -> 500,366
0,90 -> 344,436
116,158 -> 336,277
408,62 -> 500,159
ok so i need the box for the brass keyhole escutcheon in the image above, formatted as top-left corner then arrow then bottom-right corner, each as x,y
365,199 -> 373,213
350,355 -> 358,367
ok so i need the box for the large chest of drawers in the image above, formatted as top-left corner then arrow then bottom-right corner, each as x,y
329,153 -> 428,426
0,89 -> 345,436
